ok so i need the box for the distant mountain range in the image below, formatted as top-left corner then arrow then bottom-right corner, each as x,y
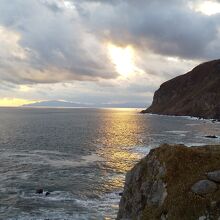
23,100 -> 90,108
22,100 -> 145,108
142,59 -> 220,119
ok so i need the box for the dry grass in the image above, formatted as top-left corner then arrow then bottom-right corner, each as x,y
142,144 -> 220,220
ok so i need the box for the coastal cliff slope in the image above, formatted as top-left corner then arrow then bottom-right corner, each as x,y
142,60 -> 220,119
117,144 -> 220,220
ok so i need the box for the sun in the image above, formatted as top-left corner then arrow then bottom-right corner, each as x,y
107,43 -> 136,77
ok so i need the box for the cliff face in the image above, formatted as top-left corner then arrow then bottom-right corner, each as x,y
117,144 -> 220,220
142,60 -> 220,119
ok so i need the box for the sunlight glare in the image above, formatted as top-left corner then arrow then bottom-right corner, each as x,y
194,1 -> 220,15
0,98 -> 35,107
107,43 -> 136,77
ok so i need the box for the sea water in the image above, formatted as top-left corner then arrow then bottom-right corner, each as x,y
0,108 -> 220,220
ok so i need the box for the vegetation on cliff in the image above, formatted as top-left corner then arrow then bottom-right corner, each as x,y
117,144 -> 220,220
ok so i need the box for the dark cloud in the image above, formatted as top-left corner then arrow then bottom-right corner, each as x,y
82,0 -> 220,60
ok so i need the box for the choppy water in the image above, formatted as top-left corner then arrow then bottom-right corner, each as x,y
0,108 -> 220,220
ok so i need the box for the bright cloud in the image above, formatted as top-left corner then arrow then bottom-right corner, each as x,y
107,43 -> 138,77
193,1 -> 220,15
0,26 -> 28,60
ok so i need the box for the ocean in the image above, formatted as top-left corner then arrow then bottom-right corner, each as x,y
0,108 -> 220,220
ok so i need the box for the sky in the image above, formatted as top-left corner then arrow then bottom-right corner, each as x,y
0,0 -> 220,107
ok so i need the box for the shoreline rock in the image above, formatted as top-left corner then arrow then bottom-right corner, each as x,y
117,144 -> 220,220
35,188 -> 50,196
205,135 -> 218,139
35,188 -> 43,194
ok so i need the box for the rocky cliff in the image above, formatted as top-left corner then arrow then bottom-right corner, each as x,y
142,60 -> 220,119
117,144 -> 220,220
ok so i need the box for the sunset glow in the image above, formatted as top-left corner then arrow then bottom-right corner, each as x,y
0,98 -> 35,107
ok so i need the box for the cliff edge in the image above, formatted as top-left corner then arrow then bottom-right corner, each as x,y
117,144 -> 220,220
142,60 -> 220,119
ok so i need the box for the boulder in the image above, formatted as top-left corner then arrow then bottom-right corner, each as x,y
205,135 -> 218,139
191,180 -> 217,195
207,170 -> 220,183
35,188 -> 43,194
45,191 -> 50,196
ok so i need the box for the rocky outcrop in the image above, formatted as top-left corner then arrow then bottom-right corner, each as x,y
207,171 -> 220,183
117,144 -> 220,220
191,180 -> 217,196
142,60 -> 220,119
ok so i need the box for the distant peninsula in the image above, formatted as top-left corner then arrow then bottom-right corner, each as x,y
22,100 -> 91,108
142,59 -> 220,119
22,100 -> 145,108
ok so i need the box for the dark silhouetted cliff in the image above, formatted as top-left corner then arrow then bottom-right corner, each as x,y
142,60 -> 220,119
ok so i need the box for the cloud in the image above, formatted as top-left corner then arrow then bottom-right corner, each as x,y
83,0 -> 220,60
0,0 -> 220,106
0,0 -> 117,84
0,0 -> 220,85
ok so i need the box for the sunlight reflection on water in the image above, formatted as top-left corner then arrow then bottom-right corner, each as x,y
97,109 -> 145,173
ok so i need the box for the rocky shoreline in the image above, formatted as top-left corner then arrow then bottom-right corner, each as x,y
117,144 -> 220,220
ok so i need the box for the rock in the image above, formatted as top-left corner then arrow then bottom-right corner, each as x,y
119,192 -> 123,196
160,212 -> 168,220
35,188 -> 43,194
191,180 -> 217,195
207,170 -> 220,183
141,59 -> 220,120
117,150 -> 167,220
45,191 -> 50,196
117,144 -> 220,220
146,179 -> 167,206
205,135 -> 218,139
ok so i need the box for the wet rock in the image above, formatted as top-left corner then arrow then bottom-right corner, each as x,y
205,135 -> 218,139
36,188 -> 43,194
191,180 -> 217,195
45,191 -> 50,196
207,170 -> 220,183
160,212 -> 168,220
